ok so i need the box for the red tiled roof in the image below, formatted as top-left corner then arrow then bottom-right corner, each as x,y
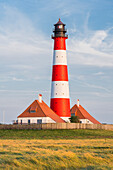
18,100 -> 65,123
30,105 -> 37,111
70,104 -> 101,124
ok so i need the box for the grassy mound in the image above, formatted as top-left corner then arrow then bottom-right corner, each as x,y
0,129 -> 113,139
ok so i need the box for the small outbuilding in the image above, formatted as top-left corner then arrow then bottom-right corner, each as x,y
17,94 -> 65,124
70,99 -> 101,124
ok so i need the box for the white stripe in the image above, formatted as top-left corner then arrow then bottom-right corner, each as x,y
53,50 -> 67,65
51,81 -> 69,98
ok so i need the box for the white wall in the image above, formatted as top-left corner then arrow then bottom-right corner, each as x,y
18,117 -> 56,124
60,117 -> 70,123
79,119 -> 93,124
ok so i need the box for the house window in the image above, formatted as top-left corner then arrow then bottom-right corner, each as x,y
37,119 -> 42,124
28,119 -> 30,125
30,106 -> 37,113
71,113 -> 75,116
80,121 -> 82,123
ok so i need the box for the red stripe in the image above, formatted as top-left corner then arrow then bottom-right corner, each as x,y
50,98 -> 71,117
52,65 -> 68,81
53,37 -> 67,50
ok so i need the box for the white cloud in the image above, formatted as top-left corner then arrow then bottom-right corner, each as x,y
10,65 -> 34,70
93,72 -> 104,76
68,27 -> 113,67
0,5 -> 51,61
12,77 -> 24,81
82,82 -> 111,93
71,75 -> 111,93
0,5 -> 53,85
90,30 -> 107,47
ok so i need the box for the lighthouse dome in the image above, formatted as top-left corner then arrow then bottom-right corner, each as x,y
54,18 -> 65,26
53,18 -> 67,38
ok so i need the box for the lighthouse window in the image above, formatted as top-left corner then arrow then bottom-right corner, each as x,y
56,84 -> 57,85
56,56 -> 58,58
62,56 -> 63,58
63,93 -> 64,95
56,93 -> 57,95
58,25 -> 62,28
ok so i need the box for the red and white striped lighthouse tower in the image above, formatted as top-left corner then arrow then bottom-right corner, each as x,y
50,19 -> 71,122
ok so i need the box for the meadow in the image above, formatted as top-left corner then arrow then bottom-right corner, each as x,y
0,129 -> 113,169
0,129 -> 113,139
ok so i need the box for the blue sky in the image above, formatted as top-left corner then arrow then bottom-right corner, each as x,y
0,0 -> 113,124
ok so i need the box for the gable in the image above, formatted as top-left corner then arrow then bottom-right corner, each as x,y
70,104 -> 101,124
17,100 -> 65,123
18,100 -> 46,118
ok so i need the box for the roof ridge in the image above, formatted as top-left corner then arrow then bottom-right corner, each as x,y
40,100 -> 57,117
39,100 -> 65,123
36,100 -> 47,117
77,105 -> 86,119
79,105 -> 100,124
17,100 -> 36,118
80,105 -> 94,118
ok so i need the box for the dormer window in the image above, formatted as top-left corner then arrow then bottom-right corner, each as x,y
30,110 -> 36,113
30,105 -> 37,113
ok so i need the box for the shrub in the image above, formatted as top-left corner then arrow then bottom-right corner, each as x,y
69,116 -> 80,123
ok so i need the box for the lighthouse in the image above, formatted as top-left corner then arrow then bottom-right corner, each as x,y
50,19 -> 71,122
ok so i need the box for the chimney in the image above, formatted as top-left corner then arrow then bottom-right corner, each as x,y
77,99 -> 79,107
38,94 -> 42,103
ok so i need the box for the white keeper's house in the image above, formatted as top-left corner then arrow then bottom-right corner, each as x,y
70,99 -> 101,124
17,94 -> 65,124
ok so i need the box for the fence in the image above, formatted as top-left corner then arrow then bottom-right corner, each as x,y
0,123 -> 113,130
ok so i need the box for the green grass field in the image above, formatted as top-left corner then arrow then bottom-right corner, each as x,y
0,129 -> 113,169
0,129 -> 113,139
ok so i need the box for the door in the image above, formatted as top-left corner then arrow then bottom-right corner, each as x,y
28,119 -> 30,125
